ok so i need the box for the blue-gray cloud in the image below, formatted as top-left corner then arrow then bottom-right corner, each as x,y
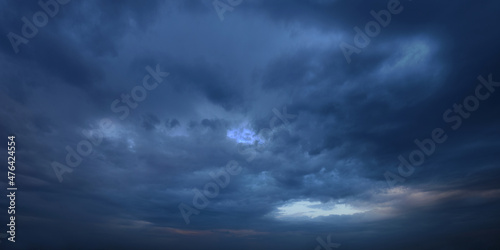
1,0 -> 500,249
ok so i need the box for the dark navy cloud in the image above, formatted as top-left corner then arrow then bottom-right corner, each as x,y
1,0 -> 500,249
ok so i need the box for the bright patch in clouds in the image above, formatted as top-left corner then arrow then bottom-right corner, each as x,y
276,200 -> 368,219
226,123 -> 264,144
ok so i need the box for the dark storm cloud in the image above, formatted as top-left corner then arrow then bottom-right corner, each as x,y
1,0 -> 500,249
141,113 -> 161,131
167,118 -> 180,128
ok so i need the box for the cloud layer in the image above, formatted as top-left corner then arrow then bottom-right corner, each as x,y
1,0 -> 500,249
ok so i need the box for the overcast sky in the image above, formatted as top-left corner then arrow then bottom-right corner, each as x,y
1,0 -> 500,249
